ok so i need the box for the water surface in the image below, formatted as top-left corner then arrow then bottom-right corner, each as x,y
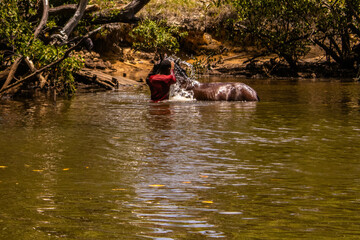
1,78 -> 360,239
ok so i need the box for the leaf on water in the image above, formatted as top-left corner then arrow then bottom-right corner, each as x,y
200,175 -> 208,178
32,169 -> 44,172
182,181 -> 191,184
85,166 -> 89,169
62,168 -> 70,171
112,188 -> 126,191
0,166 -> 8,169
149,184 -> 165,187
202,201 -> 213,204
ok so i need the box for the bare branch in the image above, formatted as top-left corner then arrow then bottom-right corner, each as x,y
63,0 -> 89,38
49,4 -> 100,15
34,0 -> 50,38
0,56 -> 23,91
51,0 -> 89,43
24,57 -> 47,88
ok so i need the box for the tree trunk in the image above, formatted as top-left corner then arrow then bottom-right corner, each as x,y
313,39 -> 343,64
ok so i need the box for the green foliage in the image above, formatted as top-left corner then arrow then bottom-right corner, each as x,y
231,0 -> 318,67
0,0 -> 34,51
89,0 -> 118,9
55,55 -> 84,95
130,19 -> 188,55
51,0 -> 79,7
0,0 -> 84,95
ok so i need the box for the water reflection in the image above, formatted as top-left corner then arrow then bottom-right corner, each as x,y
127,100 -> 259,238
1,80 -> 360,239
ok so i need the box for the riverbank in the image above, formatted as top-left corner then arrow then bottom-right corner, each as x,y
88,41 -> 358,88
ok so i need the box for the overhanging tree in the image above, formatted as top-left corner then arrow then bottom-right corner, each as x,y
0,0 -> 151,97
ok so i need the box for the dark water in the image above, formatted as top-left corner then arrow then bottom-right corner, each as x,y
1,78 -> 360,239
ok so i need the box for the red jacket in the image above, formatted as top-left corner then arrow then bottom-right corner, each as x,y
147,70 -> 176,102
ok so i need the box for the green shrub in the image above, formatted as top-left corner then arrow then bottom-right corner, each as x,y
130,19 -> 187,56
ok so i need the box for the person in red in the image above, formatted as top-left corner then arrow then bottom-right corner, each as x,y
146,59 -> 176,102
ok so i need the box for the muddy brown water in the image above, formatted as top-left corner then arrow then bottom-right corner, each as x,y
1,78 -> 360,239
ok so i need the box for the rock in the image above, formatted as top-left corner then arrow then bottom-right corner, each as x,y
104,61 -> 112,68
95,61 -> 107,70
85,59 -> 96,69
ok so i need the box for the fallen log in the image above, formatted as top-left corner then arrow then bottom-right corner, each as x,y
75,68 -> 140,89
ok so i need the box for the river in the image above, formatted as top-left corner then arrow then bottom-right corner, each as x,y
1,78 -> 360,239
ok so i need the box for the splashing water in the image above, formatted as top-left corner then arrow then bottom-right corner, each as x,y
167,56 -> 200,101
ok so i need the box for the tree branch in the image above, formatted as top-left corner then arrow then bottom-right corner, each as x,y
63,0 -> 89,38
49,4 -> 100,16
34,0 -> 49,38
51,0 -> 89,43
0,27 -> 102,95
313,38 -> 343,64
91,0 -> 150,24
24,57 -> 47,88
0,56 -> 23,91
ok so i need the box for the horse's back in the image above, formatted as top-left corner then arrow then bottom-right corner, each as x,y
193,82 -> 259,101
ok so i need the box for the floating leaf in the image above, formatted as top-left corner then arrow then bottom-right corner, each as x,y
0,166 -> 8,169
149,184 -> 165,187
182,181 -> 191,184
62,168 -> 70,171
112,188 -> 126,191
202,201 -> 213,204
32,169 -> 43,172
200,175 -> 208,178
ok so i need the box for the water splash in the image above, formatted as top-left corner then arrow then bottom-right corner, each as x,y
167,56 -> 200,101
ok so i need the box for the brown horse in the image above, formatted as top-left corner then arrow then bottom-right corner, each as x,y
148,57 -> 260,102
190,82 -> 259,101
